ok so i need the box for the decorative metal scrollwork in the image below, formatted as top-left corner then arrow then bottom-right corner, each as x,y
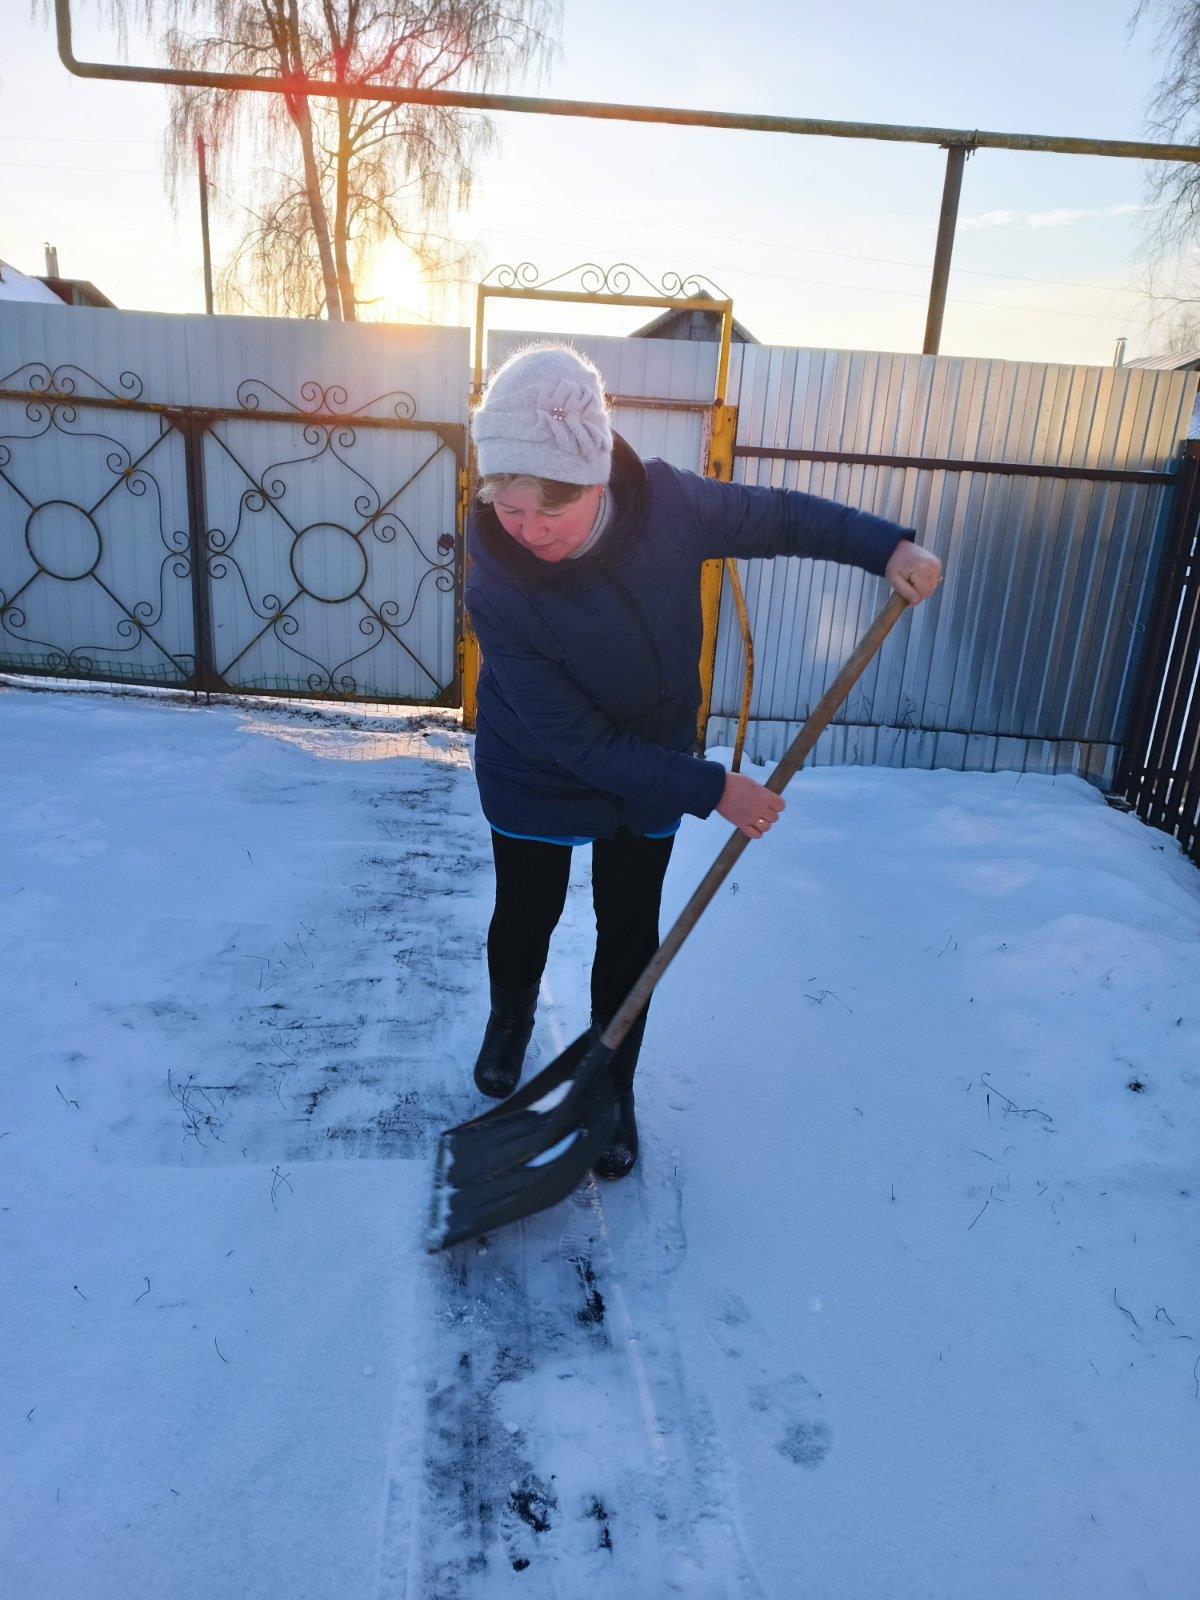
205,377 -> 455,698
0,358 -> 458,700
481,260 -> 731,301
0,362 -> 192,684
235,378 -> 417,422
0,361 -> 145,404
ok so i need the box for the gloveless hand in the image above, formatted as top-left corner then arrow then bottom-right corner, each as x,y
885,539 -> 943,605
716,771 -> 786,841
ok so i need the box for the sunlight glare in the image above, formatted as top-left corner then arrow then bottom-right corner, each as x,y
358,236 -> 430,324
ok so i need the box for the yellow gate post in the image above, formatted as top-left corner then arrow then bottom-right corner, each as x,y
697,399 -> 737,750
457,458 -> 479,729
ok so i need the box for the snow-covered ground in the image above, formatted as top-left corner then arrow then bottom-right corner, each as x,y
3,683 -> 1199,1600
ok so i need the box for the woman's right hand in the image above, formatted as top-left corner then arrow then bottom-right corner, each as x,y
716,771 -> 786,840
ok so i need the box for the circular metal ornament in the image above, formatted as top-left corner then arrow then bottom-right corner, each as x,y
289,522 -> 369,604
24,500 -> 103,581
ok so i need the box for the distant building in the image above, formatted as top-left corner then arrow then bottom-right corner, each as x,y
36,244 -> 115,308
1119,348 -> 1200,438
0,247 -> 115,309
631,289 -> 759,345
0,260 -> 64,305
37,274 -> 116,309
1122,350 -> 1200,373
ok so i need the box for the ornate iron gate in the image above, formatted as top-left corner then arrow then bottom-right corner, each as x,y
0,361 -> 464,704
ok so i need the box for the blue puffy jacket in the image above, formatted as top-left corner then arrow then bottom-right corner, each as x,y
465,435 -> 914,841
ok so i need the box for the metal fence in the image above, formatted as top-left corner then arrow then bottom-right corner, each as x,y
1118,438 -> 1200,863
0,306 -> 467,702
513,329 -> 1197,786
711,344 -> 1198,787
4,304 -> 1198,807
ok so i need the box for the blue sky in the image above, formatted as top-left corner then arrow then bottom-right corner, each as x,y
1,0 -> 1188,363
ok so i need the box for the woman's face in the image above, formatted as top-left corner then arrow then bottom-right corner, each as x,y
491,483 -> 605,563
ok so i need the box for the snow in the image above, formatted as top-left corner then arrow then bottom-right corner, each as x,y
525,1129 -> 582,1167
528,1080 -> 572,1113
3,683 -> 1199,1598
0,262 -> 64,305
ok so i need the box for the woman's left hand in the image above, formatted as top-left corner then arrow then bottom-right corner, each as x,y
885,539 -> 943,606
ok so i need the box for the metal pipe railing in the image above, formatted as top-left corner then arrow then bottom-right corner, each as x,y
53,0 -> 1199,353
53,0 -> 1200,164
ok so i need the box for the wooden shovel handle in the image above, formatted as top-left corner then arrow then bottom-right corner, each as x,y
600,590 -> 910,1052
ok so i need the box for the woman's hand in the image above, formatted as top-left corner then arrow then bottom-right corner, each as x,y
716,771 -> 786,840
885,539 -> 943,606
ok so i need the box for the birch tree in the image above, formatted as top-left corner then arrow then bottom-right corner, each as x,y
53,1 -> 559,319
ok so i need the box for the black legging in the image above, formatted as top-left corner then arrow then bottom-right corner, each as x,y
487,826 -> 676,1025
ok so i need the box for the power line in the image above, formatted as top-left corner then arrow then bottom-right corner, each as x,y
0,134 -> 160,145
109,208 -> 175,293
0,159 -> 159,176
494,197 -> 1149,299
0,142 -> 1151,300
482,224 -> 1140,324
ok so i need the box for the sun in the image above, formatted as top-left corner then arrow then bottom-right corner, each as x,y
357,237 -> 430,324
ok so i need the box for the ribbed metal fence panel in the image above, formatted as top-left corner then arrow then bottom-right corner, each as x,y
706,345 -> 1197,784
202,417 -> 460,700
486,329 -> 712,471
7,302 -> 1196,782
0,307 -> 195,684
0,304 -> 467,701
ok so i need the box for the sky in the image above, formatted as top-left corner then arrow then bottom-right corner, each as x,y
0,0 -> 1194,364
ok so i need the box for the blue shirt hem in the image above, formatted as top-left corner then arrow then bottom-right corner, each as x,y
491,821 -> 682,847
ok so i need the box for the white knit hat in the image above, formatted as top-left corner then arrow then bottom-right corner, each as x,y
471,344 -> 613,485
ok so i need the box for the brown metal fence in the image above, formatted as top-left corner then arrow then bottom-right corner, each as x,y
1118,438 -> 1200,864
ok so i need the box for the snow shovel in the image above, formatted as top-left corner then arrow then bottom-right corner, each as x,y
427,590 -> 910,1252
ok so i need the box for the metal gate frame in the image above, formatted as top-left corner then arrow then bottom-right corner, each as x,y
463,262 -> 754,752
0,362 -> 465,705
1118,437 -> 1200,863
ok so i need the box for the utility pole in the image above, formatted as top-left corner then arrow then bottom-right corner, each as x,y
923,144 -> 969,356
196,134 -> 214,314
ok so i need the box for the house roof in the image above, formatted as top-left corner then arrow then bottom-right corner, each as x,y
630,289 -> 759,344
40,276 -> 117,310
0,260 -> 65,305
1123,350 -> 1200,372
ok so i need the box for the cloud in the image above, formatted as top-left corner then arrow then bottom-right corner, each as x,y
961,203 -> 1153,231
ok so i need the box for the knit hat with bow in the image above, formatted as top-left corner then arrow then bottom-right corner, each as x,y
471,344 -> 613,486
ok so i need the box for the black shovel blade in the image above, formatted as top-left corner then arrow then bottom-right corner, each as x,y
426,1027 -> 619,1252
437,1025 -> 616,1185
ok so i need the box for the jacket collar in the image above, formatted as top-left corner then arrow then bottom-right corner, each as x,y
467,432 -> 649,589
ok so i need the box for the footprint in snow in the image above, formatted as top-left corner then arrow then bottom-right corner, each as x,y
709,1293 -> 833,1468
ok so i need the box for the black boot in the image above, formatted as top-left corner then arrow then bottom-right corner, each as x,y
473,978 -> 539,1099
592,1010 -> 648,1181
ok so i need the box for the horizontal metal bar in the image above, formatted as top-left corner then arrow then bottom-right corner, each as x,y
706,711 -> 1125,747
733,444 -> 1177,486
0,665 -> 457,710
607,393 -> 713,413
0,386 -> 452,432
54,0 -> 1200,164
482,287 -> 732,312
0,383 -> 706,427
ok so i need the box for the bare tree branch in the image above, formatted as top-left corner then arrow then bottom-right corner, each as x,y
1131,2 -> 1200,349
49,0 -> 560,318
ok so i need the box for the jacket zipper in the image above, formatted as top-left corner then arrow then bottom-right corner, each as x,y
597,555 -> 669,737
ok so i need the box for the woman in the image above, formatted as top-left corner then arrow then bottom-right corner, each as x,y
465,344 -> 941,1180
